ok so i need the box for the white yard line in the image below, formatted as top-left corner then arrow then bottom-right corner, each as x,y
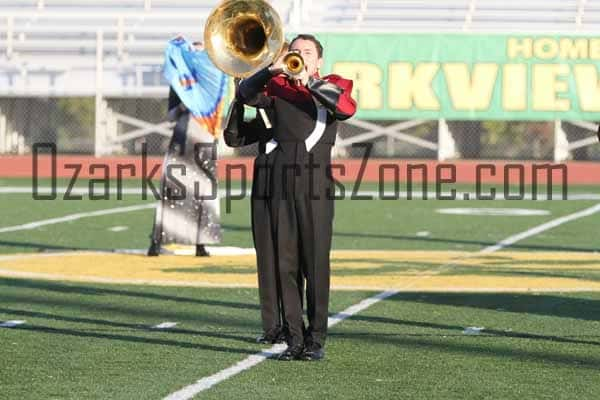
0,320 -> 26,328
0,185 -> 596,397
163,201 -> 600,399
163,291 -> 399,400
152,322 -> 178,330
481,203 -> 600,253
0,203 -> 155,234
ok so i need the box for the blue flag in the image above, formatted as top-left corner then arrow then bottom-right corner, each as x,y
163,37 -> 228,136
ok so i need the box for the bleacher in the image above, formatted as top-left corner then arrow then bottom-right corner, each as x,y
0,0 -> 597,97
0,0 -> 598,159
0,0 -> 294,56
0,0 -> 295,96
305,0 -> 594,32
309,0 -> 471,31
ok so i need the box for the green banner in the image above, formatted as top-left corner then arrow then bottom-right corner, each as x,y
311,33 -> 600,121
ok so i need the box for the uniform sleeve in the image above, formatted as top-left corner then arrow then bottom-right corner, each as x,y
237,67 -> 275,109
307,75 -> 357,121
223,100 -> 272,147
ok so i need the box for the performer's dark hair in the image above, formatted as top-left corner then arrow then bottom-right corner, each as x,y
289,34 -> 323,58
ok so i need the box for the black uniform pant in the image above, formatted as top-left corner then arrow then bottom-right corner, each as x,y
270,142 -> 334,347
252,152 -> 296,334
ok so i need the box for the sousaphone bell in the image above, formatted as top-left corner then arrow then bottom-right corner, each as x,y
204,0 -> 304,78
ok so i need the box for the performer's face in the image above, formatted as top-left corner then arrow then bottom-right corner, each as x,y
289,39 -> 323,77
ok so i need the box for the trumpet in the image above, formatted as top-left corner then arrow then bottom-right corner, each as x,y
204,0 -> 303,78
281,50 -> 305,77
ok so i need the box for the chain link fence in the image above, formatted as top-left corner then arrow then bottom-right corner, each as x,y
0,97 -> 95,154
105,98 -> 170,155
1,96 -> 598,161
451,121 -> 555,160
563,122 -> 600,161
336,120 -> 438,159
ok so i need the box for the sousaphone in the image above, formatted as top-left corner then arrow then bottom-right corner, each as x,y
204,0 -> 304,78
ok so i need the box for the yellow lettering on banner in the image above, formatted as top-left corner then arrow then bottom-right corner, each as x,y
559,38 -> 588,59
574,64 -> 600,112
507,37 -> 533,59
332,62 -> 382,110
534,38 -> 560,59
443,63 -> 498,111
388,62 -> 440,110
503,64 -> 527,111
590,39 -> 600,60
509,37 -> 600,61
532,64 -> 570,111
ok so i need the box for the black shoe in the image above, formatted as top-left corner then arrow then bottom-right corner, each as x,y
147,241 -> 160,257
277,344 -> 304,361
257,327 -> 287,344
256,333 -> 273,344
195,245 -> 210,257
300,343 -> 325,361
256,331 -> 278,344
275,328 -> 288,344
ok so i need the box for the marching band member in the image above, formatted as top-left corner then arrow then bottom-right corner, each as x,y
238,34 -> 357,361
223,88 -> 289,345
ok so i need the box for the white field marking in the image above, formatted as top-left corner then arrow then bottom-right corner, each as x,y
0,320 -> 26,328
166,255 -> 516,399
416,231 -> 431,237
113,249 -> 147,255
481,202 -> 600,253
153,322 -> 178,330
163,290 -> 399,400
109,226 -> 129,232
0,203 -> 155,234
164,201 -> 599,399
0,190 -> 595,395
164,342 -> 285,400
0,186 -> 597,201
113,246 -> 256,256
169,246 -> 256,256
436,208 -> 551,216
463,327 -> 485,335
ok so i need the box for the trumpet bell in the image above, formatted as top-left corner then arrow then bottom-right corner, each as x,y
204,0 -> 285,78
283,52 -> 304,76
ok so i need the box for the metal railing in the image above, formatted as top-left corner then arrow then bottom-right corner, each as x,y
0,0 -> 598,160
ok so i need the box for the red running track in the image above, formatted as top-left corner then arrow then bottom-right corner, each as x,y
0,155 -> 599,185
